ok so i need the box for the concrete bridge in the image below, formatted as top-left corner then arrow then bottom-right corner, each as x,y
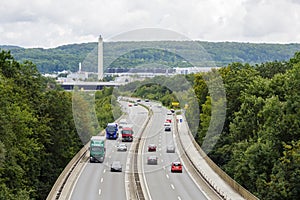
59,81 -> 121,91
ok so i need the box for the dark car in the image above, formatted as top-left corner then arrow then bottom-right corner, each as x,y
148,144 -> 157,152
165,126 -> 171,132
171,162 -> 182,173
111,161 -> 122,172
147,156 -> 158,165
166,145 -> 175,153
145,99 -> 150,102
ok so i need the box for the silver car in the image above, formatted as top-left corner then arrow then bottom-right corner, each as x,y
166,145 -> 175,153
147,156 -> 158,165
111,161 -> 122,172
117,143 -> 127,151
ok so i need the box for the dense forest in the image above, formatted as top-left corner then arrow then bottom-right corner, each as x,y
120,52 -> 300,199
1,41 -> 300,73
0,50 -> 120,199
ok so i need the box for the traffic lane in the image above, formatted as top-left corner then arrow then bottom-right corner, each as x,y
126,104 -> 148,134
161,123 -> 209,200
99,105 -> 148,200
145,108 -> 208,200
70,136 -> 117,200
142,107 -> 179,200
98,139 -> 128,200
70,103 -> 148,200
70,163 -> 105,200
70,138 -> 122,200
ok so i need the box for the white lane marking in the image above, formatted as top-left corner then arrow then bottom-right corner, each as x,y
166,174 -> 169,179
103,169 -> 106,173
178,196 -> 182,200
161,159 -> 164,163
99,189 -> 102,195
67,162 -> 88,200
100,178 -> 104,183
170,184 -> 175,190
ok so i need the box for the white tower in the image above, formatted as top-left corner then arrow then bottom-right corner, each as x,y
98,35 -> 104,80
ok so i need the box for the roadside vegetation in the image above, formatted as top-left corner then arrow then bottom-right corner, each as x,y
121,52 -> 300,199
0,50 -> 121,199
1,45 -> 299,199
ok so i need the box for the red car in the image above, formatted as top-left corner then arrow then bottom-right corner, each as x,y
171,162 -> 182,173
165,118 -> 172,123
148,144 -> 157,152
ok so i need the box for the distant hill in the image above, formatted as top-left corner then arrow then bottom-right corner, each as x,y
1,41 -> 300,73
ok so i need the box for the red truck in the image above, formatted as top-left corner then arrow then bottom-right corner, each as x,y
121,126 -> 134,142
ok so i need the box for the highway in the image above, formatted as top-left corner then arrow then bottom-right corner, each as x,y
141,104 -> 208,200
69,101 -> 148,200
69,100 -> 210,200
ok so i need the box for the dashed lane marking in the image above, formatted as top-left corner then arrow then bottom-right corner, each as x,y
171,184 -> 175,190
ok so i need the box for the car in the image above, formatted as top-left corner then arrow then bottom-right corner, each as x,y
128,103 -> 132,107
167,111 -> 172,115
117,143 -> 127,151
148,144 -> 157,152
171,162 -> 182,173
165,118 -> 172,123
147,156 -> 158,165
170,109 -> 175,113
134,103 -> 138,106
165,126 -> 171,132
164,122 -> 171,126
145,99 -> 150,102
166,145 -> 175,153
111,161 -> 122,172
119,119 -> 127,129
136,99 -> 141,102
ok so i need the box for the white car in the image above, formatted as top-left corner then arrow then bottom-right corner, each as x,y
117,143 -> 127,151
164,122 -> 171,126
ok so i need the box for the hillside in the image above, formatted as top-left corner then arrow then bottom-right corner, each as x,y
1,41 -> 300,73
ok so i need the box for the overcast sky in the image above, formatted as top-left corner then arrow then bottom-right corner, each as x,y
1,0 -> 300,48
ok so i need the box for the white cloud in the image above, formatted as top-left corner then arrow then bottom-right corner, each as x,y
0,0 -> 300,48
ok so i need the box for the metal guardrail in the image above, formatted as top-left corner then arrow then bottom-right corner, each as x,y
46,144 -> 89,200
173,114 -> 224,200
179,113 -> 259,200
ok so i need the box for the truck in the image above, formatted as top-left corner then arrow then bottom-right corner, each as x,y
89,136 -> 106,163
106,122 -> 118,139
121,125 -> 134,142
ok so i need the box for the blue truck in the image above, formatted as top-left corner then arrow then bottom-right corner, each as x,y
106,122 -> 118,139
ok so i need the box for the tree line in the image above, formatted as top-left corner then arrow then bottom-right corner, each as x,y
2,41 -> 300,73
0,50 -> 120,199
189,53 -> 300,199
120,52 -> 300,199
